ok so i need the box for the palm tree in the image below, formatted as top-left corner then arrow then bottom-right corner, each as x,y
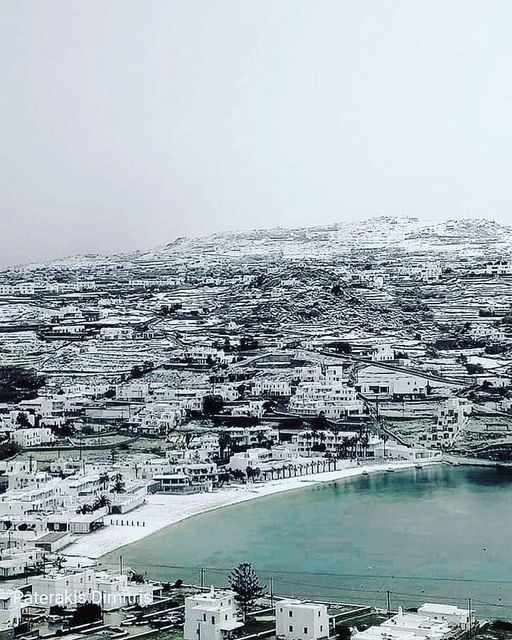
76,504 -> 93,515
95,494 -> 111,510
113,473 -> 125,494
218,432 -> 232,462
382,434 -> 389,458
350,435 -> 359,460
99,472 -> 110,490
360,432 -> 369,458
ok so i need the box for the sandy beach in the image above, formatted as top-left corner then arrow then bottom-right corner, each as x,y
63,460 -> 439,560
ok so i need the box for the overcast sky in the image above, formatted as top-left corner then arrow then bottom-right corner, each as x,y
1,1 -> 511,265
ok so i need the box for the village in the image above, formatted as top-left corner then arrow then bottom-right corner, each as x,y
0,218 -> 512,638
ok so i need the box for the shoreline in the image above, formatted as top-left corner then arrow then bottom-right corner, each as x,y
63,460 -> 441,561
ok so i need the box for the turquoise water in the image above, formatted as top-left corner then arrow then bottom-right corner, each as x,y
101,466 -> 512,618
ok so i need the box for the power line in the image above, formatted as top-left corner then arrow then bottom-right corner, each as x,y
99,560 -> 512,586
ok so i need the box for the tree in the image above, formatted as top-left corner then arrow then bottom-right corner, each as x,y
129,571 -> 145,584
93,494 -> 111,510
218,432 -> 232,461
332,341 -> 351,354
466,363 -> 484,375
130,365 -> 143,379
0,441 -> 20,461
240,337 -> 259,351
113,473 -> 125,494
228,562 -> 265,620
203,395 -> 224,416
382,434 -> 389,458
16,412 -> 31,428
0,367 -> 45,403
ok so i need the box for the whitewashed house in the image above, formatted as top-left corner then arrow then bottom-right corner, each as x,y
184,587 -> 242,640
276,600 -> 330,640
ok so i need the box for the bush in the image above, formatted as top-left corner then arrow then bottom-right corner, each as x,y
0,367 -> 45,403
466,363 -> 484,375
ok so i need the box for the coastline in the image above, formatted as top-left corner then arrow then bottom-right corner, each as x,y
63,459 -> 441,561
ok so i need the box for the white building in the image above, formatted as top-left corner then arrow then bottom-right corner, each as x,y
100,326 -> 135,340
155,461 -> 218,494
31,569 -> 155,611
31,568 -> 97,608
371,345 -> 395,362
229,449 -> 272,472
469,324 -> 504,341
252,379 -> 291,397
485,260 -> 512,276
353,605 -> 472,640
420,398 -> 472,448
0,589 -> 24,630
419,262 -> 442,282
11,427 -> 55,448
289,381 -> 366,419
417,604 -> 472,629
276,600 -> 330,640
95,572 -> 154,610
116,382 -> 150,401
184,587 -> 243,640
292,430 -> 380,458
0,548 -> 41,579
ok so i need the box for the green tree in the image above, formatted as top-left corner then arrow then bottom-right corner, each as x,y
113,473 -> 125,493
203,395 -> 224,416
228,562 -> 265,621
130,365 -> 143,379
218,432 -> 232,461
0,367 -> 45,403
16,412 -> 31,428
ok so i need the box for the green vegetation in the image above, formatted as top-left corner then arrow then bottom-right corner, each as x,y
0,441 -> 20,460
0,366 -> 45,403
228,562 -> 265,621
203,394 -> 224,416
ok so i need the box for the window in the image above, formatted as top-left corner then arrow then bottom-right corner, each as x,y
203,614 -> 206,622
289,626 -> 293,633
304,628 -> 308,634
289,611 -> 293,617
211,617 -> 215,624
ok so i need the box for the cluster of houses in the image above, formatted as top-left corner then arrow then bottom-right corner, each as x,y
0,575 -> 476,640
183,588 -> 474,640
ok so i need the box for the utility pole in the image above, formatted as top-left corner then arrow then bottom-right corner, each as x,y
268,577 -> 274,607
200,567 -> 205,589
468,598 -> 472,638
386,590 -> 391,616
119,554 -> 123,575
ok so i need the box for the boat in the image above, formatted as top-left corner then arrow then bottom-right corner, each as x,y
415,464 -> 423,469
386,467 -> 395,472
361,469 -> 369,476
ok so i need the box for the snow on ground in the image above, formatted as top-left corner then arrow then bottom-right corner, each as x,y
64,460 -> 438,560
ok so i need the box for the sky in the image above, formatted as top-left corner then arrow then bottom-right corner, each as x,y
1,1 -> 512,265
